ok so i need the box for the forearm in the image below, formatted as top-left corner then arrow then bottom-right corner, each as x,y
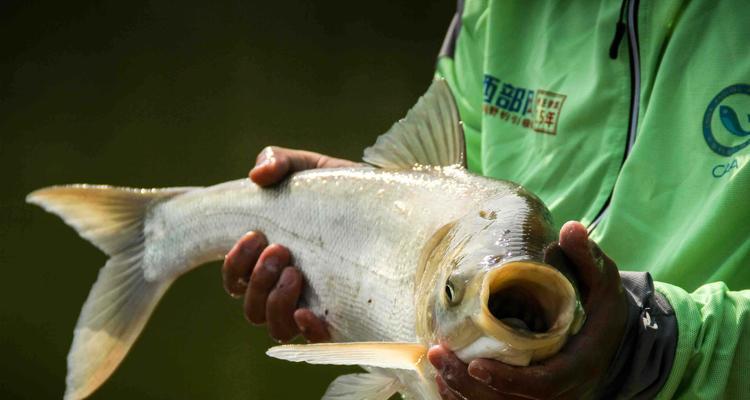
654,281 -> 750,399
603,272 -> 750,398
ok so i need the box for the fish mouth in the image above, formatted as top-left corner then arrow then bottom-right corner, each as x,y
474,261 -> 577,362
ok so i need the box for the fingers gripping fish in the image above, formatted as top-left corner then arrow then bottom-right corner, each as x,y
27,80 -> 584,399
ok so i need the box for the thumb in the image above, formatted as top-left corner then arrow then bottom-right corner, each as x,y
249,146 -> 357,187
249,147 -> 322,187
558,221 -> 607,300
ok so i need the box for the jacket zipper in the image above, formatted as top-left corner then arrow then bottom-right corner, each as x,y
589,0 -> 641,232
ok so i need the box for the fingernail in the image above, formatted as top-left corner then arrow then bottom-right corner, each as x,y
276,268 -> 294,288
264,256 -> 280,273
251,158 -> 272,175
240,241 -> 258,256
588,241 -> 605,271
258,156 -> 273,167
468,364 -> 491,383
256,147 -> 276,166
428,346 -> 444,369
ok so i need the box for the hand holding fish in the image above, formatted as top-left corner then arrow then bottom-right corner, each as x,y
248,146 -> 359,187
222,146 -> 356,343
428,221 -> 629,399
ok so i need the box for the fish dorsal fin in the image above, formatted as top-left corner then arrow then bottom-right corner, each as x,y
322,372 -> 401,400
363,79 -> 466,169
266,342 -> 426,370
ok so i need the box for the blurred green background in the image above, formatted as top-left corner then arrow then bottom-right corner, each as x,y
0,1 -> 452,398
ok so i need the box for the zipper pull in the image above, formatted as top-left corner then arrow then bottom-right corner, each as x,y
609,0 -> 629,59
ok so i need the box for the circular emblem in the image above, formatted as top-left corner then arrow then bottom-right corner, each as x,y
703,84 -> 750,156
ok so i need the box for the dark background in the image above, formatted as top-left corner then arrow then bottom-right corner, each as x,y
0,1 -> 453,398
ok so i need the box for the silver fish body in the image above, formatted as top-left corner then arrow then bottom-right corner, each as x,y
146,166 -> 534,344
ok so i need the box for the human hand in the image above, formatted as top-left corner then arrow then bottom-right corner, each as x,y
428,221 -> 629,399
248,146 -> 359,186
222,146 -> 357,342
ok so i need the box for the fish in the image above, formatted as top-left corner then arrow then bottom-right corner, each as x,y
27,79 -> 584,400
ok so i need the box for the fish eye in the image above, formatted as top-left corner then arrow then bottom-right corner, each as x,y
444,280 -> 458,305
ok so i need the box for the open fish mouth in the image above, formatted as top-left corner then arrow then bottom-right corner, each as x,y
484,261 -> 575,334
488,282 -> 551,333
468,261 -> 579,365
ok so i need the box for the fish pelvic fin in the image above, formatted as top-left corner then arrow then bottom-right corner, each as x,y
26,184 -> 195,399
322,372 -> 401,400
266,342 -> 427,370
363,78 -> 466,170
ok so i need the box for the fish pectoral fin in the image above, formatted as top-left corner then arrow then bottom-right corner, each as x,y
266,342 -> 427,370
323,372 -> 401,400
363,78 -> 466,169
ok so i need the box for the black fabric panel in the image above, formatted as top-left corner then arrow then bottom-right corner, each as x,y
599,271 -> 677,399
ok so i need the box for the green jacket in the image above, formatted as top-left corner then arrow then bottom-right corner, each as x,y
436,0 -> 750,397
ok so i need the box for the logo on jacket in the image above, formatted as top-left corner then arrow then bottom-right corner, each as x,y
703,84 -> 750,156
482,74 -> 567,135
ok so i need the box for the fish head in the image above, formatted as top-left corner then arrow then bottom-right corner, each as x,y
417,192 -> 584,366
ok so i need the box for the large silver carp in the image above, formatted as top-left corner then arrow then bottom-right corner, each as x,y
27,80 -> 583,400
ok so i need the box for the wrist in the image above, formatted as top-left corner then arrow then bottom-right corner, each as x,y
595,286 -> 640,398
596,272 -> 678,399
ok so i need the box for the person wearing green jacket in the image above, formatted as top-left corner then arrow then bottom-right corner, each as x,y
222,1 -> 749,398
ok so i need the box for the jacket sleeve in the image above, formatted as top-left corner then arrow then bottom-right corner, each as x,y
599,273 -> 749,399
655,281 -> 750,399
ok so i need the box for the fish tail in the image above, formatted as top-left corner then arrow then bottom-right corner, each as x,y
27,185 -> 192,400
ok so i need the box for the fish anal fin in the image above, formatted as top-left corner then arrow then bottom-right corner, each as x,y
363,79 -> 466,169
266,342 -> 427,370
323,372 -> 401,400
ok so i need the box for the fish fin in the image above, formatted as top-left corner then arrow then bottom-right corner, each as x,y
267,342 -> 427,370
322,372 -> 401,400
26,184 -> 195,255
26,185 -> 194,400
63,256 -> 173,400
363,78 -> 466,169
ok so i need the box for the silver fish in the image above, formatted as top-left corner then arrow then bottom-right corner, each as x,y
27,80 -> 584,400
